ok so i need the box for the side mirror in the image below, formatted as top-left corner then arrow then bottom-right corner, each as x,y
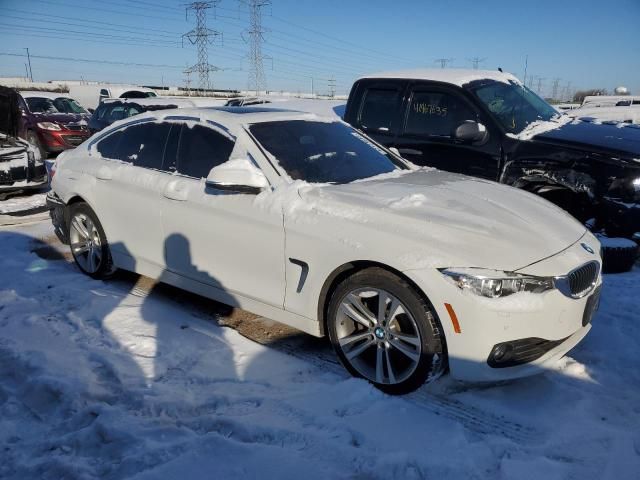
455,121 -> 488,144
88,108 -> 95,114
205,158 -> 269,194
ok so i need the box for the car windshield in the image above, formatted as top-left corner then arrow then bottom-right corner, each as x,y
249,120 -> 404,183
53,97 -> 88,114
25,97 -> 60,114
470,81 -> 560,134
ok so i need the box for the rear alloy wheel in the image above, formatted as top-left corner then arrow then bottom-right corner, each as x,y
327,268 -> 445,394
68,203 -> 114,279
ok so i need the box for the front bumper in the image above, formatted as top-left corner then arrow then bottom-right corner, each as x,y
38,128 -> 90,153
0,152 -> 48,192
404,234 -> 602,382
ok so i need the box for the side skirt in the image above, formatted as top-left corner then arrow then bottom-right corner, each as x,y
112,251 -> 323,337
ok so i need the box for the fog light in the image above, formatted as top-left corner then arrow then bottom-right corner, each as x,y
488,342 -> 515,366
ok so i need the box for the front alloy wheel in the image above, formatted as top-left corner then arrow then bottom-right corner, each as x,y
328,268 -> 445,394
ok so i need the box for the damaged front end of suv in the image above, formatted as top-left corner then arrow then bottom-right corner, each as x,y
0,86 -> 48,198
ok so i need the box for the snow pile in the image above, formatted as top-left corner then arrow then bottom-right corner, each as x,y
0,192 -> 48,214
360,68 -> 520,87
0,221 -> 639,479
507,114 -> 574,141
389,193 -> 428,209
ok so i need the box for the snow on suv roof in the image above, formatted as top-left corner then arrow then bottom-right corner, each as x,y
104,106 -> 337,134
360,68 -> 520,87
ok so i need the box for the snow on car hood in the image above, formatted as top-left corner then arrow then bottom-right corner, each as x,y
32,112 -> 90,126
298,169 -> 586,271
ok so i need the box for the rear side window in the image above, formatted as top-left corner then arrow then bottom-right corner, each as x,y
358,87 -> 402,133
96,122 -> 171,170
106,104 -> 141,123
96,130 -> 123,159
176,125 -> 235,179
405,91 -> 476,137
94,103 -> 109,120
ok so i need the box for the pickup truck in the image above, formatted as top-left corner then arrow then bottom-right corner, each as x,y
344,69 -> 640,271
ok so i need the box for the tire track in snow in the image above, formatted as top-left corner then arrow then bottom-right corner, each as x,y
238,328 -> 543,445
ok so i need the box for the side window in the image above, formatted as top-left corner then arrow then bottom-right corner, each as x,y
358,87 -> 402,133
99,89 -> 109,100
404,91 -> 477,137
94,103 -> 109,120
107,105 -> 131,122
96,130 -> 123,159
117,123 -> 171,169
176,125 -> 235,179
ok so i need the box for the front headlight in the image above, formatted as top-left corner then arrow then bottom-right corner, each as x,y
632,177 -> 640,193
37,122 -> 62,131
440,268 -> 554,298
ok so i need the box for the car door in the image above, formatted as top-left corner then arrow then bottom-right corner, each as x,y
351,81 -> 406,147
393,84 -> 502,180
160,121 -> 286,308
87,121 -> 173,269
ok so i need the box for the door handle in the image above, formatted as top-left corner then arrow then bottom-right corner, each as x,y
163,180 -> 188,201
96,165 -> 112,180
398,148 -> 422,155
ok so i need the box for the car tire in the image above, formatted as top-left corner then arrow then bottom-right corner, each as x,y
26,130 -> 47,160
327,267 -> 446,395
600,237 -> 638,274
67,203 -> 115,279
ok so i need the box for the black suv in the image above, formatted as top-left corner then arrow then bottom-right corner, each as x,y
344,70 -> 640,271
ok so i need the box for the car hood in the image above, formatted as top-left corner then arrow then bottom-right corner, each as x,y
299,169 -> 587,271
32,112 -> 90,127
532,120 -> 640,158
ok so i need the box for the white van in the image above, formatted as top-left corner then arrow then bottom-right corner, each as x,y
68,84 -> 157,111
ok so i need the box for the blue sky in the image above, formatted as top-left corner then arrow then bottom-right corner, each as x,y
1,0 -> 639,97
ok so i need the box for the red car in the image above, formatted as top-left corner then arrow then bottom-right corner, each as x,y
18,91 -> 92,158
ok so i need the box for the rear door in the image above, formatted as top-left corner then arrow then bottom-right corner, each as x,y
394,84 -> 502,180
88,121 -> 173,269
160,122 -> 286,307
349,81 -> 406,147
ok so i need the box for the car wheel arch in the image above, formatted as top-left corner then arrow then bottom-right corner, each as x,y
317,260 -> 441,337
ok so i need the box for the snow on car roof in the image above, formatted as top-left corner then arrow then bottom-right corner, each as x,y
19,91 -> 72,99
359,68 -> 520,87
98,106 -> 340,137
102,97 -> 199,108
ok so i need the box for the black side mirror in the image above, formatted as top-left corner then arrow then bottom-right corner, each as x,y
88,108 -> 95,114
455,121 -> 488,144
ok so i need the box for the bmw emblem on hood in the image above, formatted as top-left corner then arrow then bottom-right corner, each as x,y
581,243 -> 595,254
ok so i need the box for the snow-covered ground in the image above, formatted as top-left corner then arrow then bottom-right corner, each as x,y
1,218 -> 639,479
0,191 -> 48,215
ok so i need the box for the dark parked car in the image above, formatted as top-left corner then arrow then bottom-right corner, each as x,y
17,91 -> 91,158
344,69 -> 640,271
88,98 -> 197,133
0,86 -> 47,196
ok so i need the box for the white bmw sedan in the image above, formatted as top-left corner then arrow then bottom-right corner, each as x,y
48,107 -> 602,394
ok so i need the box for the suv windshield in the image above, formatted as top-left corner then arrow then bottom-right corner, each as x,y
470,81 -> 560,134
249,120 -> 403,183
53,97 -> 88,114
25,97 -> 60,114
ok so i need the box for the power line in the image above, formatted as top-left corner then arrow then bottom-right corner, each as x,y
434,58 -> 453,68
468,57 -> 486,69
242,0 -> 270,94
182,1 -> 223,91
0,51 -> 186,70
